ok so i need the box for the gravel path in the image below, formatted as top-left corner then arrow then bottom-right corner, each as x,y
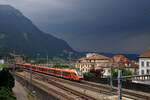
13,80 -> 28,100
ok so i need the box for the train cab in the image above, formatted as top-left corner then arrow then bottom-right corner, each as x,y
76,70 -> 84,80
71,70 -> 84,81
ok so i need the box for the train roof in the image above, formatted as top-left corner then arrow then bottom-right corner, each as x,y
16,63 -> 79,73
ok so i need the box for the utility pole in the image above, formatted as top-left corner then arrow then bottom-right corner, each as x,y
68,52 -> 72,66
118,70 -> 122,100
30,64 -> 32,84
37,53 -> 40,65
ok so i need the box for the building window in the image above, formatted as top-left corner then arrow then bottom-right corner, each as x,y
146,62 -> 149,67
141,70 -> 144,75
147,69 -> 149,74
141,61 -> 144,67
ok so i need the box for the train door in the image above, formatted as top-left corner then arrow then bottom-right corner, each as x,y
72,72 -> 78,80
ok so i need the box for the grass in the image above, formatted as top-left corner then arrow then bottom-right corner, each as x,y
0,64 -> 4,68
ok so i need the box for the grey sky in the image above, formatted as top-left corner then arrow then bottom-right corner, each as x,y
0,0 -> 150,54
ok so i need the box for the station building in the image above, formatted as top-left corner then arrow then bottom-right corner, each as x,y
139,47 -> 150,75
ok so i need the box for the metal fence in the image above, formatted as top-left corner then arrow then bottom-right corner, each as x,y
84,76 -> 150,93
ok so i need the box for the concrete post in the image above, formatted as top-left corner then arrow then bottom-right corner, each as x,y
110,63 -> 113,91
118,70 -> 122,100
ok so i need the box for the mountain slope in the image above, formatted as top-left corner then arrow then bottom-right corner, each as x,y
0,5 -> 74,57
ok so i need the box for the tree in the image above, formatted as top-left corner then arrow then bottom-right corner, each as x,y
111,68 -> 135,78
90,68 -> 103,77
0,68 -> 15,89
0,68 -> 16,100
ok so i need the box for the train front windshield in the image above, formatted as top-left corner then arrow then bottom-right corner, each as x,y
76,70 -> 83,76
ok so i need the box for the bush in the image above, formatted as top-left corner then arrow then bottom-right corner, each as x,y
0,87 -> 16,100
83,72 -> 95,77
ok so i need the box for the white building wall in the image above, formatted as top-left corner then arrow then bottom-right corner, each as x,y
0,59 -> 4,64
139,58 -> 150,75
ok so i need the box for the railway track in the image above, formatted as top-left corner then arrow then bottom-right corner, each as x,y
46,79 -> 96,100
15,72 -> 74,100
30,70 -> 114,96
22,70 -> 150,100
17,71 -> 97,100
81,80 -> 150,100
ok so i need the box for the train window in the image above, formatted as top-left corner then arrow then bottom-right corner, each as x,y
43,69 -> 45,71
50,70 -> 52,73
47,69 -> 50,73
45,69 -> 48,72
57,71 -> 61,74
62,72 -> 70,77
50,70 -> 54,73
62,72 -> 65,76
40,68 -> 42,71
53,70 -> 57,74
76,70 -> 82,76
67,73 -> 71,77
56,71 -> 59,74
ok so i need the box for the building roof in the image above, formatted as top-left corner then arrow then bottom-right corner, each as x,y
139,47 -> 150,58
109,55 -> 130,63
107,55 -> 138,68
78,53 -> 109,61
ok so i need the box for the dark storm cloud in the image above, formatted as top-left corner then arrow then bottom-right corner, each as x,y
0,0 -> 150,53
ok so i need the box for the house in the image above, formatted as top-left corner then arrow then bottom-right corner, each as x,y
15,57 -> 23,63
139,47 -> 150,75
0,59 -> 4,64
75,53 -> 110,73
102,55 -> 138,77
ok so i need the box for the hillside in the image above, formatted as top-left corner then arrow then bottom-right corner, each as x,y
0,5 -> 74,58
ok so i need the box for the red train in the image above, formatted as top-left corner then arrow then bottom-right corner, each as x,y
15,63 -> 84,81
